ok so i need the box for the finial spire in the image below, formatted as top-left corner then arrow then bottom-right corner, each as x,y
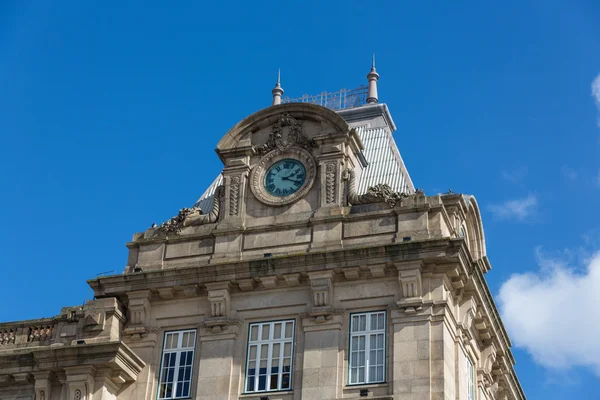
272,68 -> 284,106
367,54 -> 379,104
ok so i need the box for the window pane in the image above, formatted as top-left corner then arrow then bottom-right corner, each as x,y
258,375 -> 266,391
378,313 -> 385,330
250,325 -> 259,341
284,342 -> 292,357
285,322 -> 293,338
351,315 -> 359,332
350,336 -> 358,351
261,324 -> 270,340
360,315 -> 366,331
281,373 -> 290,389
249,345 -> 257,360
274,323 -> 282,339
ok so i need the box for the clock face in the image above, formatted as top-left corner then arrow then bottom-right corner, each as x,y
264,159 -> 306,197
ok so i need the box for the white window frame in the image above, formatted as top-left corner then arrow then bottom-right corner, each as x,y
467,356 -> 475,400
348,311 -> 386,385
158,329 -> 197,400
244,320 -> 295,393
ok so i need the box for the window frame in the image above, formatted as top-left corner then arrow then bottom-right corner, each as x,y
244,319 -> 296,394
157,329 -> 197,400
467,356 -> 475,400
347,310 -> 387,386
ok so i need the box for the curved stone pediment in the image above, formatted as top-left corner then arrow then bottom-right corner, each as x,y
216,103 -> 351,152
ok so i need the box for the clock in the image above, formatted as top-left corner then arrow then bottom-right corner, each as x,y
250,148 -> 317,206
264,159 -> 306,197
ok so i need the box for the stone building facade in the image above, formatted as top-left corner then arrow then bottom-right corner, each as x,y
0,66 -> 526,400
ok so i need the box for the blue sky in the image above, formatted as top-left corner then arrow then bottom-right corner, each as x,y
1,1 -> 599,398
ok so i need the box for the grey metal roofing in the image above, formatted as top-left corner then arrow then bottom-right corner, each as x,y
193,108 -> 414,210
355,126 -> 413,195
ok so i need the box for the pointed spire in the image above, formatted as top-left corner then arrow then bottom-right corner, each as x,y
272,68 -> 284,106
367,53 -> 379,104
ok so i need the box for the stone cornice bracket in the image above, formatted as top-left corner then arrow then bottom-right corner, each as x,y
396,261 -> 424,314
307,271 -> 335,322
124,290 -> 152,340
204,282 -> 239,334
343,168 -> 407,207
459,294 -> 477,341
480,342 -> 498,384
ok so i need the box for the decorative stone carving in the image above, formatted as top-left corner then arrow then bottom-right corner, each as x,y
204,283 -> 239,334
229,175 -> 241,216
307,272 -> 334,322
0,329 -> 16,345
205,282 -> 232,318
28,325 -> 53,342
156,185 -> 224,235
124,290 -> 151,339
325,162 -> 337,204
254,112 -> 316,155
344,169 -> 407,207
396,263 -> 423,314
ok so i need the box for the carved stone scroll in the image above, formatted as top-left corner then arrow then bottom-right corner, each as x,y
157,185 -> 224,235
344,169 -> 407,207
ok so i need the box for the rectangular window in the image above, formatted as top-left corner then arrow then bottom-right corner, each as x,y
158,330 -> 196,399
467,357 -> 475,400
348,311 -> 386,385
245,320 -> 295,393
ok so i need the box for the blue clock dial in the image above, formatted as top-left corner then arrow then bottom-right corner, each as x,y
264,159 -> 306,197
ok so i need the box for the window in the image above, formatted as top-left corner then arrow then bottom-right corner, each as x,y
245,320 -> 295,393
349,311 -> 386,385
158,330 -> 196,399
467,356 -> 475,400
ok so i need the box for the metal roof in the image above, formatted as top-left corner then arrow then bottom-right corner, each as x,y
355,126 -> 414,195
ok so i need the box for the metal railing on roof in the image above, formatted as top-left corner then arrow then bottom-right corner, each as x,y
282,85 -> 368,111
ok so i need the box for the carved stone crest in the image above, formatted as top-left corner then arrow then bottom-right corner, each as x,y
344,169 -> 407,208
254,113 -> 316,155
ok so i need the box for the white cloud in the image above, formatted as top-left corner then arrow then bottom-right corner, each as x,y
498,248 -> 600,375
560,165 -> 578,181
501,167 -> 528,184
592,74 -> 600,127
488,194 -> 537,221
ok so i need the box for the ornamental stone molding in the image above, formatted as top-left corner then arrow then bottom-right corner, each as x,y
156,185 -> 224,235
344,168 -> 407,207
253,112 -> 317,155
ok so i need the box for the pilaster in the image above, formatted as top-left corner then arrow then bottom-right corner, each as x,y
33,371 -> 53,400
64,366 -> 95,400
196,319 -> 242,400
